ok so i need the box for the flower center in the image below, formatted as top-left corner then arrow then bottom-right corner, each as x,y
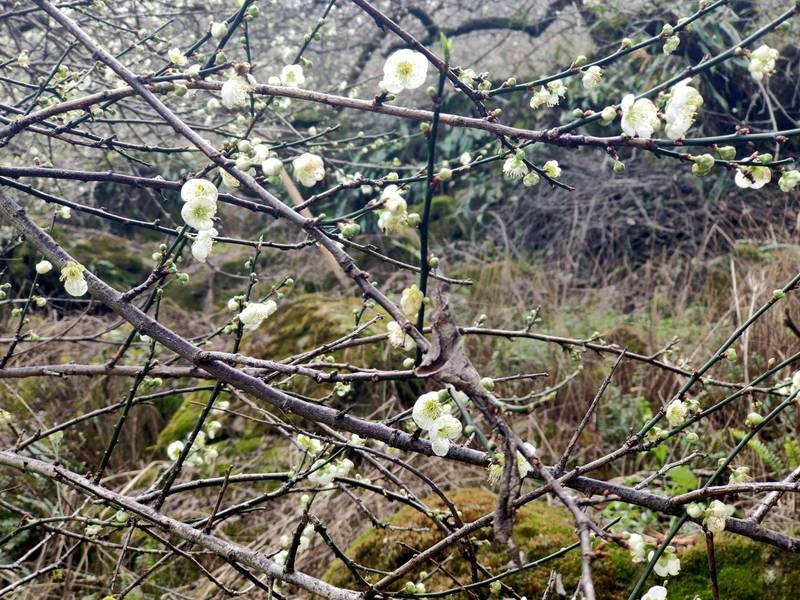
396,61 -> 413,79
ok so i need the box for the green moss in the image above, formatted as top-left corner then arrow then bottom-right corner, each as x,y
667,534 -> 800,599
154,394 -> 206,451
325,490 -> 800,599
324,489 -> 631,597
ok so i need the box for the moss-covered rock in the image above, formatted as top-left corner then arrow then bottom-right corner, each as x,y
324,489 -> 634,598
324,489 -> 800,599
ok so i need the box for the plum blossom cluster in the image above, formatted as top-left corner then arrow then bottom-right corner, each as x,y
181,178 -> 221,262
166,407 -> 226,467
412,390 -> 463,456
487,442 -> 537,484
376,185 -> 410,234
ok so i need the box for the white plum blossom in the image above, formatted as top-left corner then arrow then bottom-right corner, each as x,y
191,228 -> 217,263
219,168 -> 239,188
292,152 -> 325,187
412,391 -> 445,430
664,79 -> 704,140
748,44 -> 779,81
582,65 -> 603,90
515,442 -> 537,478
167,440 -> 184,461
381,49 -> 428,93
400,285 -> 424,318
779,170 -> 800,192
60,262 -> 88,297
297,433 -> 323,455
181,196 -> 217,230
238,300 -> 277,331
665,399 -> 688,427
704,500 -> 733,532
280,64 -> 305,87
308,459 -> 336,486
17,51 -> 30,69
620,94 -> 660,139
262,157 -> 284,177
642,586 -> 667,600
663,35 -> 680,55
221,75 -> 255,110
649,547 -> 681,577
377,185 -> 408,233
503,152 -> 528,180
428,414 -> 462,456
181,178 -> 218,204
628,533 -> 647,563
542,160 -> 561,179
387,320 -> 415,352
35,260 -> 53,275
530,80 -> 567,109
168,48 -> 187,67
734,165 -> 771,189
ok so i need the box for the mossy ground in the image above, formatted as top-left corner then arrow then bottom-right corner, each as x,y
324,489 -> 800,599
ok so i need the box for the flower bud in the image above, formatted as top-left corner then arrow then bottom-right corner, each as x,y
403,357 -> 415,369
438,167 -> 453,182
600,105 -> 617,123
35,260 -> 53,275
773,289 -> 786,299
574,54 -> 588,67
211,22 -> 228,39
480,377 -> 495,391
714,146 -> 735,161
621,37 -> 633,49
686,502 -> 705,519
661,24 -> 674,36
520,171 -> 538,187
407,212 -> 421,227
429,256 -> 439,268
613,160 -> 625,174
757,153 -> 773,164
691,154 -> 715,177
745,412 -> 764,427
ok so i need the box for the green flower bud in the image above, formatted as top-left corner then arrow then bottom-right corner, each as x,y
725,348 -> 736,362
773,289 -> 786,299
716,146 -> 736,161
438,167 -> 453,182
621,37 -> 633,49
429,256 -> 439,268
402,357 -> 415,369
613,160 -> 625,174
757,153 -> 773,164
574,55 -> 588,67
661,24 -> 674,36
745,412 -> 764,427
407,212 -> 421,227
173,83 -> 188,97
505,77 -> 517,87
691,154 -> 715,176
480,377 -> 495,391
572,108 -> 584,118
404,582 -> 417,594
